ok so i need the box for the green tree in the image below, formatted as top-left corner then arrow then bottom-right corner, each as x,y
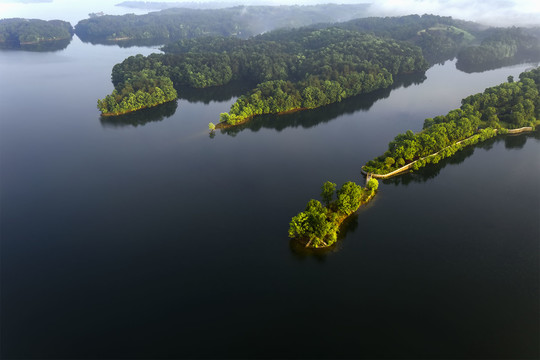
321,181 -> 336,207
335,182 -> 363,216
366,178 -> 379,192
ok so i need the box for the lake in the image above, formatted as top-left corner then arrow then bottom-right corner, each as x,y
1,34 -> 539,358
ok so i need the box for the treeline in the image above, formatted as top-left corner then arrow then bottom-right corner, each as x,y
216,28 -> 427,124
74,4 -> 370,44
334,14 -> 481,63
289,179 -> 378,248
457,27 -> 540,72
0,18 -> 73,48
102,14 -> 539,119
363,67 -> 540,175
105,27 -> 428,118
98,69 -> 177,116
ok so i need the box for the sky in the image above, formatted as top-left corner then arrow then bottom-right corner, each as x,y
0,0 -> 539,27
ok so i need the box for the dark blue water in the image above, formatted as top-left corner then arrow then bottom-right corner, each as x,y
1,38 -> 538,359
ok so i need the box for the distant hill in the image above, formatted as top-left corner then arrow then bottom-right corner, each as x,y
75,4 -> 371,44
116,1 -> 244,10
0,18 -> 73,50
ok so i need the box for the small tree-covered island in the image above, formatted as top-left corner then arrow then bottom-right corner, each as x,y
289,179 -> 379,248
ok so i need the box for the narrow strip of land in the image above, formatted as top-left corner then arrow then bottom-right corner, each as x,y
362,127 -> 534,180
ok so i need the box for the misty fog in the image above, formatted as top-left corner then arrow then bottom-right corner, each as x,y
1,0 -> 539,27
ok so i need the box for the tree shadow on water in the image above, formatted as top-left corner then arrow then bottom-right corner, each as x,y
289,213 -> 360,260
99,100 -> 178,129
177,80 -> 258,104
0,37 -> 72,52
220,72 -> 427,137
384,132 -> 537,186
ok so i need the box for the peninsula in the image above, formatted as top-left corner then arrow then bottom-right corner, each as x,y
289,67 -> 539,248
362,68 -> 540,176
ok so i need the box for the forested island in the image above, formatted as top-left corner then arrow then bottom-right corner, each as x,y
97,12 -> 540,120
75,4 -> 371,44
0,18 -> 73,50
362,67 -> 540,176
98,24 -> 428,116
289,179 -> 378,248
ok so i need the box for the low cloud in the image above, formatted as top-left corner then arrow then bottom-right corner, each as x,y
366,0 -> 540,27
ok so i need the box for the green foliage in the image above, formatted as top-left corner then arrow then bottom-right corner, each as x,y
335,182 -> 363,216
97,69 -> 177,116
363,67 -> 540,175
208,122 -> 215,131
336,14 -> 480,63
457,28 -> 540,71
366,178 -> 379,192
289,180 -> 373,248
74,4 -> 371,43
321,181 -> 336,206
210,27 -> 426,121
0,18 -> 73,48
107,26 -> 427,118
288,199 -> 339,248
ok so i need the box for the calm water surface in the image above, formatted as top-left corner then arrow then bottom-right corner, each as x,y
1,37 -> 539,359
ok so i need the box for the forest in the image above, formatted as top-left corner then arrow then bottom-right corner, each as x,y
362,67 -> 540,175
97,69 -> 177,116
331,14 -> 482,63
456,27 -> 540,72
74,4 -> 370,44
99,13 -> 540,120
102,26 -> 428,117
0,18 -> 73,48
289,179 -> 378,248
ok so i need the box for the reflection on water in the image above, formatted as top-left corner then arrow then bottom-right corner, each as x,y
99,100 -> 178,128
177,80 -> 257,104
0,37 -> 72,52
289,212 -> 360,260
384,132 -> 538,186
504,132 -> 534,149
456,55 -> 540,73
76,36 -> 169,48
220,72 -> 427,136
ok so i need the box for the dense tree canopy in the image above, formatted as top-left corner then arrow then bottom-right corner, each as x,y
0,18 -> 73,48
289,180 -> 378,248
98,69 -> 177,116
75,4 -> 371,44
100,13 -> 539,120
104,27 -> 428,118
331,14 -> 481,63
456,27 -> 540,72
363,68 -> 540,175
219,27 -> 427,124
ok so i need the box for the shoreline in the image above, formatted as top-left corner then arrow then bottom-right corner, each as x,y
362,126 -> 535,179
294,190 -> 376,249
99,98 -> 177,117
215,107 -> 309,130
